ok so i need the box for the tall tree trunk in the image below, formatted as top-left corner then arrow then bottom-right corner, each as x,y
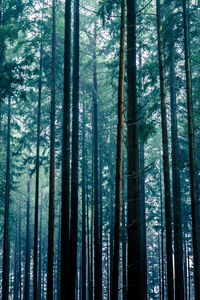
2,96 -> 11,300
47,0 -> 56,298
38,191 -> 43,300
61,0 -> 71,296
127,0 -> 141,298
156,0 -> 174,299
169,35 -> 185,300
93,23 -> 102,300
24,170 -> 30,300
81,102 -> 86,300
33,43 -> 43,300
121,163 -> 127,300
112,0 -> 125,298
138,49 -> 147,300
18,201 -> 22,299
160,157 -> 165,300
70,0 -> 80,297
109,182 -> 114,298
182,0 -> 200,298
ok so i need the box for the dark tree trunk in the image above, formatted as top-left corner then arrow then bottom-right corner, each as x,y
127,0 -> 141,298
2,96 -> 11,300
160,157 -> 165,300
112,0 -> 125,297
93,23 -> 102,300
81,101 -> 86,300
18,201 -> 22,299
47,0 -> 56,298
109,183 -> 114,298
182,1 -> 200,298
61,0 -> 71,296
70,0 -> 80,297
169,35 -> 185,300
156,0 -> 174,299
24,170 -> 30,300
33,43 -> 43,300
122,163 -> 127,300
38,191 -> 43,300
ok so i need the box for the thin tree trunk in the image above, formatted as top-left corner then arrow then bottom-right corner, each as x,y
160,157 -> 165,300
60,0 -> 71,299
182,1 -> 200,298
38,190 -> 43,300
109,183 -> 114,298
93,22 -> 102,300
24,170 -> 30,300
112,0 -> 125,297
47,0 -> 56,297
156,0 -> 174,298
127,0 -> 141,298
70,0 -> 80,297
122,163 -> 127,300
18,201 -> 22,299
82,101 -> 86,300
2,96 -> 11,300
33,43 -> 43,300
61,0 -> 71,296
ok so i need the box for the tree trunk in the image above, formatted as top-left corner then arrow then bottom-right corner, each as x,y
33,43 -> 43,300
156,0 -> 174,298
169,35 -> 185,300
160,157 -> 165,300
81,101 -> 86,300
182,0 -> 200,298
47,0 -> 56,298
93,22 -> 102,300
2,96 -> 11,300
24,170 -> 30,300
61,0 -> 71,296
112,0 -> 125,297
122,163 -> 127,300
38,191 -> 43,300
70,0 -> 80,297
127,0 -> 141,298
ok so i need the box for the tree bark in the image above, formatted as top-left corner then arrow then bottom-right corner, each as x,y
24,170 -> 30,300
156,0 -> 174,298
2,96 -> 11,300
70,0 -> 80,297
33,43 -> 43,300
182,0 -> 200,298
93,22 -> 102,300
47,0 -> 56,297
127,0 -> 141,298
61,0 -> 71,297
112,0 -> 125,297
81,101 -> 86,300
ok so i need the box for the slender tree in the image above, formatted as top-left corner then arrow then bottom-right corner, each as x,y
182,0 -> 200,298
70,0 -> 80,297
81,101 -> 86,300
112,0 -> 125,297
2,96 -> 11,300
33,43 -> 43,300
93,22 -> 102,300
127,0 -> 141,298
47,0 -> 56,297
24,170 -> 30,300
156,0 -> 174,299
61,0 -> 71,296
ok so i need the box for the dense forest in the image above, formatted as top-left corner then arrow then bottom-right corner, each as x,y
1,0 -> 200,299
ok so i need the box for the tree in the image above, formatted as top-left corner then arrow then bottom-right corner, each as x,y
47,0 -> 56,297
182,0 -> 200,298
2,96 -> 11,300
61,0 -> 71,297
126,0 -> 141,298
112,0 -> 125,297
156,0 -> 174,299
70,0 -> 80,297
33,43 -> 43,300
